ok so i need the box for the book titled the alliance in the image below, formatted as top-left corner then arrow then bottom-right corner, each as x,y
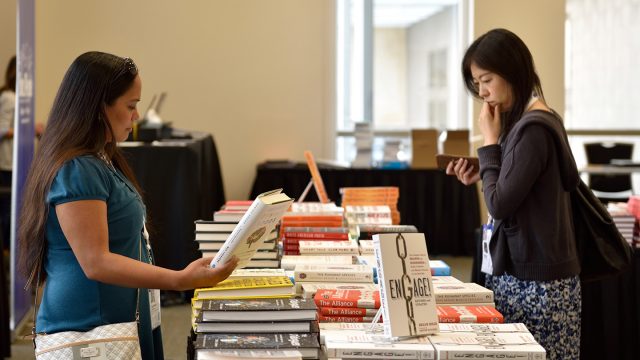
373,232 -> 439,338
193,333 -> 320,359
210,189 -> 293,269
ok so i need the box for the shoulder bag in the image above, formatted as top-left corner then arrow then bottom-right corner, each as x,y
31,238 -> 144,359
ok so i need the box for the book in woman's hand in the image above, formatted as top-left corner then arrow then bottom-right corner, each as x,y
210,189 -> 293,269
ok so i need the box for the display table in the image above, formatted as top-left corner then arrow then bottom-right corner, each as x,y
580,249 -> 640,360
120,131 -> 225,271
250,162 -> 480,256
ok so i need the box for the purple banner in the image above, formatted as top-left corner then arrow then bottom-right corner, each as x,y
11,0 -> 35,331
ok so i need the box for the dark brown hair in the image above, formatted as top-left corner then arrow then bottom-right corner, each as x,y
19,51 -> 143,287
462,28 -> 545,138
1,55 -> 16,92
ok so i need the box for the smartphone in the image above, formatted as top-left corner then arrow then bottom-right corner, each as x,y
436,154 -> 479,171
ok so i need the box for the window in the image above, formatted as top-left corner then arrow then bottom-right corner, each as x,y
335,0 -> 468,165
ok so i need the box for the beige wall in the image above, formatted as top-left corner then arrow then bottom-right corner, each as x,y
35,0 -> 336,201
0,1 -> 16,81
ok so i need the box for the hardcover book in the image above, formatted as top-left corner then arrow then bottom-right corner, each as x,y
195,319 -> 319,334
313,289 -> 380,309
433,282 -> 494,304
373,232 -> 439,337
199,298 -> 317,322
438,323 -> 530,333
193,276 -> 294,300
193,333 -> 320,359
436,305 -> 504,323
195,220 -> 238,233
428,332 -> 545,359
300,282 -> 379,299
293,264 -> 374,283
210,189 -> 293,269
280,255 -> 355,270
323,333 -> 435,360
193,349 -> 303,360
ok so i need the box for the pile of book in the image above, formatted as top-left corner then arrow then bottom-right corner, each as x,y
190,297 -> 321,359
320,322 -> 545,359
313,288 -> 381,323
292,263 -> 377,297
340,186 -> 401,224
280,203 -> 345,255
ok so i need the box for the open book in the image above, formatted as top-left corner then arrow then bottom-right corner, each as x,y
210,189 -> 293,269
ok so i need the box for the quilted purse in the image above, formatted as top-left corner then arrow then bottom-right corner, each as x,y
32,239 -> 144,359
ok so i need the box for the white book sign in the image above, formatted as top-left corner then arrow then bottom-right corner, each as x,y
373,233 -> 439,338
210,189 -> 293,269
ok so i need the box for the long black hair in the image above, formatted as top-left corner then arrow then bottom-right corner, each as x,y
462,28 -> 545,138
0,55 -> 16,93
19,51 -> 143,287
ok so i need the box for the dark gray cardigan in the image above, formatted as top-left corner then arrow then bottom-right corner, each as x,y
477,110 -> 581,281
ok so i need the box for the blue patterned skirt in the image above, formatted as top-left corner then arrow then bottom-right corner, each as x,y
485,273 -> 581,360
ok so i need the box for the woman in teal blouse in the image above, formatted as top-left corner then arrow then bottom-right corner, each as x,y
18,52 -> 238,359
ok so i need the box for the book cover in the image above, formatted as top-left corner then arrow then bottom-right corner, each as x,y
304,150 -> 330,203
373,232 -> 439,337
210,189 -> 293,269
323,333 -> 435,360
429,332 -> 545,359
193,276 -> 294,300
195,220 -> 238,233
318,306 -> 378,317
436,305 -> 504,323
294,264 -> 374,283
438,323 -> 530,333
200,298 -> 317,322
313,289 -> 381,309
300,282 -> 379,299
433,282 -> 494,304
193,333 -> 319,359
317,314 -> 378,323
195,319 -> 319,334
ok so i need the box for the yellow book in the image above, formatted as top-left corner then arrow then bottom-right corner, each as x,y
193,276 -> 295,302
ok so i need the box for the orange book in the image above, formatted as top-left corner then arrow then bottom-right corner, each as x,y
318,315 -> 381,323
313,289 -> 381,309
318,306 -> 378,317
436,305 -> 504,323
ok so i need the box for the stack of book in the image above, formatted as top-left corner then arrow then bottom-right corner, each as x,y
292,264 -> 376,295
195,219 -> 280,268
340,186 -> 401,224
313,288 -> 381,323
280,203 -> 345,255
282,226 -> 351,256
319,322 -> 545,359
607,202 -> 638,246
190,297 -> 321,360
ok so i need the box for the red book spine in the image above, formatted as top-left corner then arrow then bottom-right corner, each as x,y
318,306 -> 378,317
313,289 -> 381,309
284,232 -> 349,240
317,315 -> 382,323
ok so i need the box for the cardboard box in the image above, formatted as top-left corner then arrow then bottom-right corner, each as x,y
443,130 -> 470,156
411,129 -> 439,169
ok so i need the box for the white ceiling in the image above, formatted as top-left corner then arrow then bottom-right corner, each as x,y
374,0 -> 458,28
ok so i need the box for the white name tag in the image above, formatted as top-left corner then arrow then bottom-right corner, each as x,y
149,288 -> 161,330
481,217 -> 494,275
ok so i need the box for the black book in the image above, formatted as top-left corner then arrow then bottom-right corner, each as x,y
195,319 -> 319,334
193,333 -> 320,359
200,298 -> 317,322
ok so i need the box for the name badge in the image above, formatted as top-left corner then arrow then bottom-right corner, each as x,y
149,288 -> 161,330
481,217 -> 494,275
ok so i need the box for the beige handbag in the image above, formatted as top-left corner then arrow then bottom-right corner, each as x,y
32,239 -> 144,359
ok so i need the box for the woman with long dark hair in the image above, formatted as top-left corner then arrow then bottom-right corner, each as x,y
19,52 -> 237,359
448,29 -> 581,359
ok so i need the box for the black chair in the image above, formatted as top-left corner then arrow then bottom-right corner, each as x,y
584,142 -> 634,203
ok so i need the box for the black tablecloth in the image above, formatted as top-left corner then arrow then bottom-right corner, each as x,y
580,249 -> 640,360
121,132 -> 225,271
250,162 -> 480,256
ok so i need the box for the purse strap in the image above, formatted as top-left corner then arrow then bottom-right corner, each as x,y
30,234 -> 144,344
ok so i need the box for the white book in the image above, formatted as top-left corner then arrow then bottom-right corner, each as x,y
199,240 -> 276,252
373,232 -> 439,337
438,323 -> 531,333
280,255 -> 355,270
195,349 -> 302,360
294,264 -> 374,283
430,276 -> 463,284
210,189 -> 293,269
433,282 -> 494,304
429,332 -> 545,359
324,333 -> 435,360
298,240 -> 359,254
201,249 -> 279,260
229,268 -> 286,278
